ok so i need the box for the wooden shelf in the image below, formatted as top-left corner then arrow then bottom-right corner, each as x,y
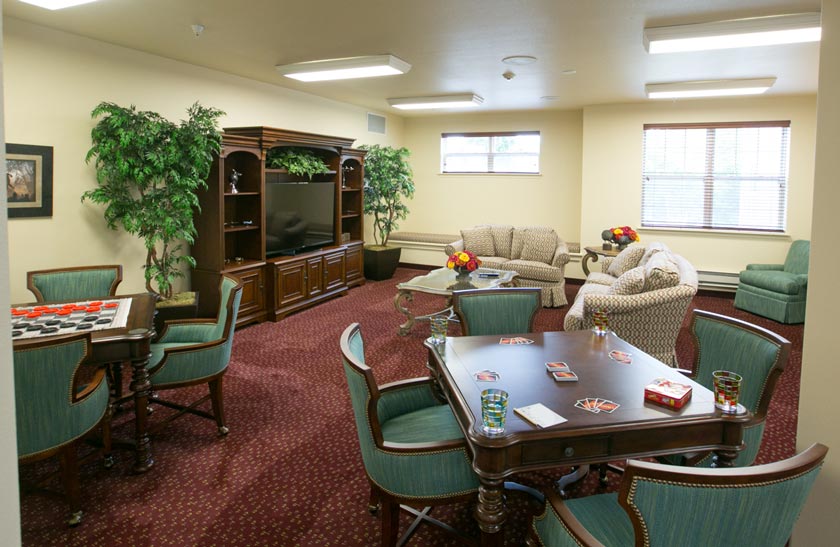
265,168 -> 338,176
224,225 -> 260,232
224,191 -> 260,197
222,258 -> 264,271
341,213 -> 360,219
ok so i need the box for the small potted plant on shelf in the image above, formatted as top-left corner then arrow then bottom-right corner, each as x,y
82,101 -> 224,329
358,144 -> 415,280
266,147 -> 330,180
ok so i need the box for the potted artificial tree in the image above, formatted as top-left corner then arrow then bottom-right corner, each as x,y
82,101 -> 224,330
359,144 -> 415,280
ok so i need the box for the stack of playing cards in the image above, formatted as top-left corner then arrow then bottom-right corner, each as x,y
499,337 -> 534,345
575,398 -> 620,413
608,350 -> 632,364
546,361 -> 578,382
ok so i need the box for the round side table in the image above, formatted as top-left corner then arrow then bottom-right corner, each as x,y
581,246 -> 621,276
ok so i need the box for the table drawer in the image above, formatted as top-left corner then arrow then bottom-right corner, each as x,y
520,436 -> 610,465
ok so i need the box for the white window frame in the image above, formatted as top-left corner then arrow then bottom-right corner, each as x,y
440,131 -> 540,174
641,121 -> 790,233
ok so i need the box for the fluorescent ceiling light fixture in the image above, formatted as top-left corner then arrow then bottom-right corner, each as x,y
387,94 -> 484,110
502,55 -> 537,65
19,0 -> 98,9
276,55 -> 411,82
644,13 -> 821,53
646,78 -> 776,99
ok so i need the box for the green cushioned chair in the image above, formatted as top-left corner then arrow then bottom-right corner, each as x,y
27,264 -> 122,303
14,332 -> 111,526
734,240 -> 809,323
662,309 -> 791,468
146,274 -> 242,436
452,287 -> 541,336
340,323 -> 480,546
528,443 -> 828,547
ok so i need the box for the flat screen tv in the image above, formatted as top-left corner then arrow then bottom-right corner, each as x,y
265,182 -> 335,257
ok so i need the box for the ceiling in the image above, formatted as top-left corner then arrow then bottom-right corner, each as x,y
1,0 -> 822,116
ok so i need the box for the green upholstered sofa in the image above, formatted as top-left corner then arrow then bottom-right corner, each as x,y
734,240 -> 810,324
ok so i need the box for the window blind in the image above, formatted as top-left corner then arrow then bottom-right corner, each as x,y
641,121 -> 790,232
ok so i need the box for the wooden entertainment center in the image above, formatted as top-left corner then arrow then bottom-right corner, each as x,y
191,126 -> 366,327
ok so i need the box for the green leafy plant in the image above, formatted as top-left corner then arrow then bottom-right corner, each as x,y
359,145 -> 415,247
82,101 -> 224,300
267,147 -> 330,180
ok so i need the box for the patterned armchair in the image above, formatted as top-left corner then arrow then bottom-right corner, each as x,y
147,274 -> 242,435
528,443 -> 828,547
735,240 -> 810,324
15,333 -> 111,526
564,244 -> 698,366
340,323 -> 479,546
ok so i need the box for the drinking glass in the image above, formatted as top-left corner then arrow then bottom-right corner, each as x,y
480,389 -> 509,435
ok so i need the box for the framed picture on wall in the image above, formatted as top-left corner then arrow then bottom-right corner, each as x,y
6,143 -> 54,218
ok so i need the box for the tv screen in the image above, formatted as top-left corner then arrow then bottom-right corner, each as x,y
265,182 -> 335,257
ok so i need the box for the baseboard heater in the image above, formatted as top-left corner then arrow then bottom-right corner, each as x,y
697,270 -> 740,292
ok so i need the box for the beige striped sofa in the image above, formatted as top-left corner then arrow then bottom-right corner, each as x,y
445,225 -> 573,307
563,242 -> 698,366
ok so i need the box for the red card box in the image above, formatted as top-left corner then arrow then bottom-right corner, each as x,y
644,378 -> 692,409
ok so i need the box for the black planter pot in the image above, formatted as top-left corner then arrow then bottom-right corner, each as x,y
153,292 -> 199,340
363,246 -> 402,281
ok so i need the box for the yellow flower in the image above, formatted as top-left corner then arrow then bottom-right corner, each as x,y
457,252 -> 469,263
447,259 -> 455,268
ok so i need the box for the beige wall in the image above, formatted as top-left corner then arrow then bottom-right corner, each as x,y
794,0 -> 840,544
0,10 -> 23,546
2,18 -> 404,303
581,96 -> 817,276
395,110 -> 583,266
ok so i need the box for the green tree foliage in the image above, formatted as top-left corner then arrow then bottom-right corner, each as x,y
359,145 -> 415,247
82,102 -> 224,299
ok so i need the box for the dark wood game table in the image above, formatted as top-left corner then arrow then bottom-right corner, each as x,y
12,292 -> 157,473
426,330 -> 750,546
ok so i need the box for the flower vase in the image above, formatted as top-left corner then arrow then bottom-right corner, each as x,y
617,243 -> 628,251
449,267 -> 476,290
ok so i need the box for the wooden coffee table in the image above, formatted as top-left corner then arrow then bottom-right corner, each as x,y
394,267 -> 517,335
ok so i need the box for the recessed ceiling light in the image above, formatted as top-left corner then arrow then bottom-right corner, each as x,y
644,13 -> 821,54
387,94 -> 484,110
502,55 -> 537,65
19,0 -> 98,9
645,78 -> 776,99
276,55 -> 411,82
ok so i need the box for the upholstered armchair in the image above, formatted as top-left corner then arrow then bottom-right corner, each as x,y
528,443 -> 828,547
735,239 -> 810,324
664,309 -> 791,468
15,332 -> 111,526
147,274 -> 243,435
340,323 -> 479,546
452,287 -> 541,336
27,264 -> 122,303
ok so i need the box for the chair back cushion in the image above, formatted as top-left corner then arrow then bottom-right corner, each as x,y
621,445 -> 826,547
520,230 -> 559,264
28,265 -> 121,302
643,251 -> 681,291
14,333 -> 109,458
453,288 -> 540,336
784,240 -> 811,275
486,224 -> 514,259
608,266 -> 646,295
607,245 -> 646,277
460,226 -> 496,256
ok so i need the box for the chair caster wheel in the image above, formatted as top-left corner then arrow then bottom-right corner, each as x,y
103,455 -> 115,469
368,503 -> 380,516
67,510 -> 83,527
218,426 -> 229,436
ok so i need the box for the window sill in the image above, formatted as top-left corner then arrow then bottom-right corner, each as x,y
640,226 -> 791,239
437,172 -> 542,177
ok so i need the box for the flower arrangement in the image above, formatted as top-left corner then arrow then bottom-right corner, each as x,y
447,250 -> 482,273
601,226 -> 640,247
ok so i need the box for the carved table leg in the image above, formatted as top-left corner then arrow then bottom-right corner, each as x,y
713,448 -> 739,468
581,250 -> 598,277
476,476 -> 506,546
129,332 -> 154,473
394,289 -> 415,336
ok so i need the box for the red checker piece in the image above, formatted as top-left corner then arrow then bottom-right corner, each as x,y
11,309 -> 28,316
104,302 -> 119,309
86,306 -> 102,313
57,310 -> 72,316
61,304 -> 75,309
72,305 -> 87,311
26,312 -> 42,318
89,301 -> 103,306
33,306 -> 49,311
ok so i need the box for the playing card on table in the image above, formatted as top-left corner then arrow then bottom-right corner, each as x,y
545,361 -> 570,372
609,350 -> 632,364
514,337 -> 534,345
552,371 -> 578,382
596,399 -> 620,413
499,337 -> 514,345
575,398 -> 601,413
474,369 -> 501,382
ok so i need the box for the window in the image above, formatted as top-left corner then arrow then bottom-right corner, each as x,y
441,131 -> 540,173
641,121 -> 790,233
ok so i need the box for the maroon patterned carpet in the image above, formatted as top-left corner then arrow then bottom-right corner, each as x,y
19,267 -> 803,546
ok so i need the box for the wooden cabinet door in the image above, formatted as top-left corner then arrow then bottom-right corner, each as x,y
306,256 -> 324,298
236,266 -> 265,322
324,251 -> 346,292
275,260 -> 307,308
344,243 -> 363,285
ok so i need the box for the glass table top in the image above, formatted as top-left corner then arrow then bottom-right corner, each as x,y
397,267 -> 517,296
